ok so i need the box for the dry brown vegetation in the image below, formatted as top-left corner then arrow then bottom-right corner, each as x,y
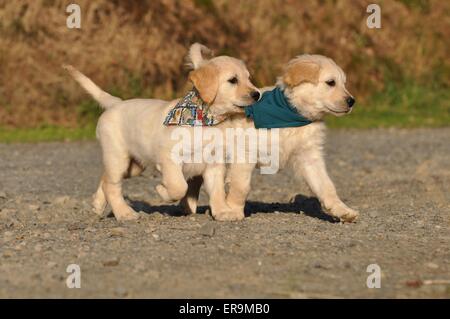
0,0 -> 448,128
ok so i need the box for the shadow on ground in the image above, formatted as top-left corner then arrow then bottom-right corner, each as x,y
125,194 -> 336,222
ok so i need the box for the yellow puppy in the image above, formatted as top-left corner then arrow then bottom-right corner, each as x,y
188,54 -> 359,222
64,44 -> 259,221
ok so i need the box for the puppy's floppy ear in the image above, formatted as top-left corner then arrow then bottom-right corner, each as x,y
187,43 -> 214,69
189,63 -> 219,104
283,61 -> 320,87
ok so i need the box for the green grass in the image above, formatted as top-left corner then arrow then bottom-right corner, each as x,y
1,82 -> 448,143
326,81 -> 450,128
0,124 -> 96,143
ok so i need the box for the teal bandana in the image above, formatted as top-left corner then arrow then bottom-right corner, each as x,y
163,89 -> 225,126
244,87 -> 312,129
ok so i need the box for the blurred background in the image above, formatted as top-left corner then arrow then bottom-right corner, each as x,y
0,0 -> 448,141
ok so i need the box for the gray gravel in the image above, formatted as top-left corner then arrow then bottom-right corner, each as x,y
0,128 -> 449,298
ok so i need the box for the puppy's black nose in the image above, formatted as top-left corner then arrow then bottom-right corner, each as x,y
346,96 -> 355,108
250,91 -> 260,102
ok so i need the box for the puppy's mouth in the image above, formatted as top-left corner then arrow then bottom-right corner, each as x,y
325,105 -> 351,114
233,100 -> 253,108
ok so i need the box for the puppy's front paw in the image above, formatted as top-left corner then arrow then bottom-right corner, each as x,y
327,202 -> 359,223
213,208 -> 245,222
114,207 -> 140,221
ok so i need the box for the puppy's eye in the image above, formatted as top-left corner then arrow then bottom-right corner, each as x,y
228,77 -> 238,84
326,80 -> 336,87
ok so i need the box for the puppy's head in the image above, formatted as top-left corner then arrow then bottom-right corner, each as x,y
187,43 -> 260,116
280,54 -> 355,120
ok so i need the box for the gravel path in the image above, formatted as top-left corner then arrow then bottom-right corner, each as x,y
0,129 -> 449,298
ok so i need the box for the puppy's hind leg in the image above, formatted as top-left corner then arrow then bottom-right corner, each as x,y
180,176 -> 203,215
102,151 -> 140,221
95,160 -> 143,216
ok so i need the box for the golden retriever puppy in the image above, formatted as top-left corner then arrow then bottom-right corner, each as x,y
187,54 -> 359,222
64,44 -> 259,221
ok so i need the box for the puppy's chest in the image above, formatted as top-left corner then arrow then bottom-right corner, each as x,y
280,128 -> 323,156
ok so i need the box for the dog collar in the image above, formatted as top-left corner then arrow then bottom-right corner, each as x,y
163,88 -> 226,126
244,87 -> 312,129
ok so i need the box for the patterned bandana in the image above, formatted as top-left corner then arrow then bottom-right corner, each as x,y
163,89 -> 226,126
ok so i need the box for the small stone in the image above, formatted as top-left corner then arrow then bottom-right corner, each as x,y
358,221 -> 369,228
133,262 -> 146,273
28,204 -> 40,211
2,250 -> 14,258
103,257 -> 120,267
313,262 -> 329,269
110,227 -> 126,237
405,280 -> 423,288
54,196 -> 71,205
115,287 -> 128,297
4,220 -> 15,229
198,223 -> 215,237
146,270 -> 160,279
138,211 -> 146,216
257,260 -> 262,266
0,191 -> 7,199
47,261 -> 57,268
4,231 -> 14,237
368,211 -> 379,218
67,223 -> 86,231
348,241 -> 357,247
425,262 -> 439,269
152,233 -> 161,241
145,226 -> 157,234
14,244 -> 23,250
1,208 -> 17,216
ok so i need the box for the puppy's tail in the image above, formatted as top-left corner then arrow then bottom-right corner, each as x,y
63,65 -> 122,110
